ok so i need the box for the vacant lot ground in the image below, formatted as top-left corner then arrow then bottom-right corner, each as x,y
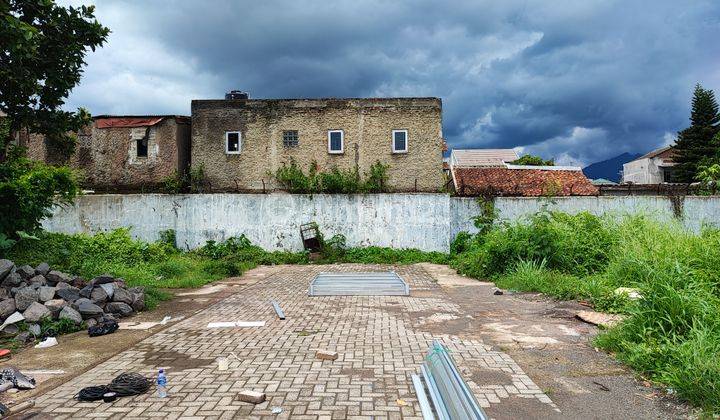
24,264 -> 689,419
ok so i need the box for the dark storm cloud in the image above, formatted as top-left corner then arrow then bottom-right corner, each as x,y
64,0 -> 720,165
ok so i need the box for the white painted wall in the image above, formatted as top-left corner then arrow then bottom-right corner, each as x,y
42,194 -> 720,252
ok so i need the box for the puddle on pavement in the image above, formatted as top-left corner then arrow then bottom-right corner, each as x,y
141,349 -> 214,371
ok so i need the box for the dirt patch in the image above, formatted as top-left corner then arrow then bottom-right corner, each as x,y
339,368 -> 375,379
140,348 -> 215,371
470,369 -> 515,386
486,395 -> 560,420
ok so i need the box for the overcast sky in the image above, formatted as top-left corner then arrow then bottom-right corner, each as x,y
61,0 -> 720,166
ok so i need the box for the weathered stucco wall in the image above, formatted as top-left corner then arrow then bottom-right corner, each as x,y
191,98 -> 445,192
42,194 -> 720,252
451,196 -> 720,236
43,193 -> 452,252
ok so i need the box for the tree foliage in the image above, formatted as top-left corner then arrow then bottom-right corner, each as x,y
0,0 -> 108,238
673,84 -> 720,183
0,0 -> 110,159
511,154 -> 555,166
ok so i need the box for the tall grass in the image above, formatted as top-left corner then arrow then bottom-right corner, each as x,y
451,211 -> 720,412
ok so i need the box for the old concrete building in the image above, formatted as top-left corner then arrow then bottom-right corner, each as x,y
190,96 -> 445,192
622,146 -> 677,184
22,115 -> 190,191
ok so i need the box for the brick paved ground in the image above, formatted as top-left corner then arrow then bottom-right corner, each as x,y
34,265 -> 559,419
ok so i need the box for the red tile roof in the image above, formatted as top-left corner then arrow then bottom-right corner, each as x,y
453,167 -> 598,197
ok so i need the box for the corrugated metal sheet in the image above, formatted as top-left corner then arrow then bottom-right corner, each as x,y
309,272 -> 409,296
450,149 -> 519,167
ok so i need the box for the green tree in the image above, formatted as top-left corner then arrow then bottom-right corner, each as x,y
0,0 -> 110,160
673,84 -> 720,182
0,0 -> 109,237
511,154 -> 555,166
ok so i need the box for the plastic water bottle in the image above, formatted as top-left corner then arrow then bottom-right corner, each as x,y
157,369 -> 167,398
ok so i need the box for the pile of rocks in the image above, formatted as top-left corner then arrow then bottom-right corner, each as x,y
0,259 -> 145,342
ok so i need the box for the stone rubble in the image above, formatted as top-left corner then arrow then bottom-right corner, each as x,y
0,259 -> 146,343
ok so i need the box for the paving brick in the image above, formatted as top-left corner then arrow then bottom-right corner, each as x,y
31,264 -> 558,418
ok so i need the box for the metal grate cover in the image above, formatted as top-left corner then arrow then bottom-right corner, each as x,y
309,272 -> 409,296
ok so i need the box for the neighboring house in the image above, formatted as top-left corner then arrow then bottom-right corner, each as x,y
622,146 -> 677,184
20,115 -> 190,190
449,149 -> 597,196
190,95 -> 445,192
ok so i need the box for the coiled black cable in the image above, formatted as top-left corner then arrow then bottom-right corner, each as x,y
107,373 -> 152,396
75,385 -> 110,401
75,372 -> 152,401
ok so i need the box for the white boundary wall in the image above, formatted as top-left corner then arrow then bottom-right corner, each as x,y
42,194 -> 720,252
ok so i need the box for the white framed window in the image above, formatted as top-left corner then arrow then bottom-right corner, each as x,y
225,131 -> 241,154
327,129 -> 344,154
392,129 -> 408,153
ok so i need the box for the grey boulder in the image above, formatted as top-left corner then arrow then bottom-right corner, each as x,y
55,286 -> 81,302
112,287 -> 134,305
0,298 -> 16,319
77,301 -> 104,319
131,290 -> 146,312
14,287 -> 39,311
23,301 -> 51,323
0,260 -> 13,282
44,299 -> 67,318
38,286 -> 56,302
59,306 -> 83,324
99,283 -> 115,299
105,302 -> 133,317
16,265 -> 36,280
45,270 -> 72,285
1,272 -> 23,288
91,274 -> 115,285
28,275 -> 47,287
35,262 -> 51,276
90,287 -> 108,304
79,284 -> 94,299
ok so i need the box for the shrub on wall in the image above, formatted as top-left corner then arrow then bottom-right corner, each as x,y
273,159 -> 390,194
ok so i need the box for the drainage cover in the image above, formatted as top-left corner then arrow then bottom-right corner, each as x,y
309,272 -> 409,296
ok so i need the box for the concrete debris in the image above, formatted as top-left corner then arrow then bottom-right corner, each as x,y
315,350 -> 339,361
575,310 -> 625,328
237,390 -> 266,404
34,337 -> 58,349
614,287 -> 643,300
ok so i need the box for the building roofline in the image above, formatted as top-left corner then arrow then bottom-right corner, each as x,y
92,114 -> 190,120
631,146 -> 674,162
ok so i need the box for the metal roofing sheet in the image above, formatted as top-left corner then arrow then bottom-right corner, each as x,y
309,272 -> 409,296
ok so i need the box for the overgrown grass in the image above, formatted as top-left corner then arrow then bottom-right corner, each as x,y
3,229 -> 447,309
2,229 -> 220,308
450,211 -> 720,412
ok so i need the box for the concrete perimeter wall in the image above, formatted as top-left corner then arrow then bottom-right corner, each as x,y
42,194 -> 720,252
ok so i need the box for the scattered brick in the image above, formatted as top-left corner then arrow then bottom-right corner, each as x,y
315,349 -> 339,361
236,390 -> 266,404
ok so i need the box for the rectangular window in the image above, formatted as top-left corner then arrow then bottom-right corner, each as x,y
136,138 -> 148,157
283,130 -> 299,148
225,131 -> 241,154
328,130 -> 344,154
392,129 -> 408,153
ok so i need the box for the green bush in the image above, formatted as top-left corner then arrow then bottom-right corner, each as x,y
0,146 -> 79,237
